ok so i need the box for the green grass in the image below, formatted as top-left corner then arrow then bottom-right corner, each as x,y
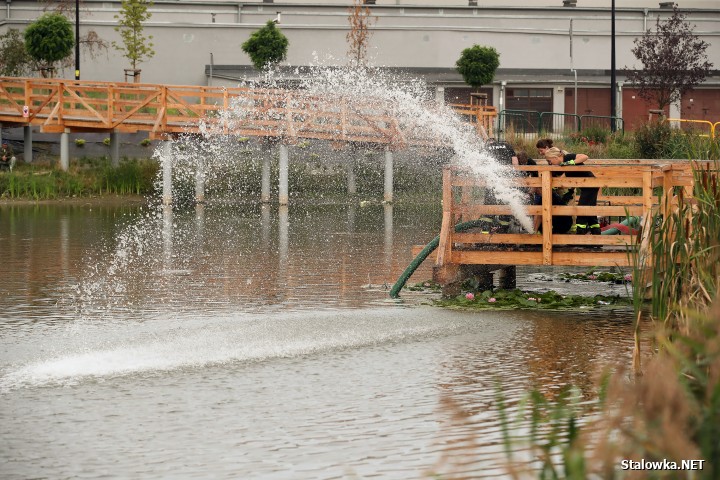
0,158 -> 159,199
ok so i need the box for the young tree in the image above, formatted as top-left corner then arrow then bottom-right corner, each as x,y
0,29 -> 33,77
113,0 -> 155,82
456,45 -> 500,91
24,13 -> 75,77
346,0 -> 376,67
242,20 -> 289,71
626,6 -> 713,111
41,0 -> 109,70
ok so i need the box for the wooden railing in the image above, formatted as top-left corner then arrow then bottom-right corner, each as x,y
432,160 -> 696,286
0,77 -> 495,147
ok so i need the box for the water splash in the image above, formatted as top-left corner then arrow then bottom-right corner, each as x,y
69,64 -> 533,317
178,65 -> 533,231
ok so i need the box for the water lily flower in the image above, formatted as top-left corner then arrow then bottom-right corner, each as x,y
624,274 -> 632,282
488,297 -> 496,303
465,292 -> 475,300
587,275 -> 597,280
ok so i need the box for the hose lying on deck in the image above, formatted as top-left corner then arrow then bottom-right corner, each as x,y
601,216 -> 641,235
389,219 -> 489,298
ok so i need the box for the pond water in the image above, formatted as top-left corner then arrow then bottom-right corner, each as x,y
0,201 -> 635,479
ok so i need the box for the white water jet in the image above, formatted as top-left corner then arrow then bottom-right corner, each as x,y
192,65 -> 534,232
69,64 -> 534,318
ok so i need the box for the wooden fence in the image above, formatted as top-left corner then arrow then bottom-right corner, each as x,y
431,160 -> 696,287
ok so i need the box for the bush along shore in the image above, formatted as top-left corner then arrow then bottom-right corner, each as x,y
2,125 -> 718,202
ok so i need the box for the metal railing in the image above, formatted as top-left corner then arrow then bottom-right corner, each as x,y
580,114 -> 624,133
496,110 -> 623,139
663,118 -> 715,138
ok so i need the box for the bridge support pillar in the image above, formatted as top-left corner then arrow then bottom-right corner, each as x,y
347,153 -> 356,195
384,148 -> 394,203
261,155 -> 271,203
23,126 -> 32,163
279,143 -> 289,205
195,154 -> 205,203
110,132 -> 120,167
60,130 -> 69,171
162,140 -> 173,205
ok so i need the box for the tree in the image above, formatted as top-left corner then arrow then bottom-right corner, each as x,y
41,0 -> 109,70
0,29 -> 33,77
113,0 -> 155,82
242,21 -> 289,71
626,6 -> 713,111
24,13 -> 74,77
346,0 -> 376,67
456,45 -> 500,90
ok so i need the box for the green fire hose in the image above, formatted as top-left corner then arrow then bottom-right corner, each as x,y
389,219 -> 490,298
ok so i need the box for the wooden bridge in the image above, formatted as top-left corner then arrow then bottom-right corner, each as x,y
0,77 -> 495,145
0,76 -> 497,204
428,160 -> 697,294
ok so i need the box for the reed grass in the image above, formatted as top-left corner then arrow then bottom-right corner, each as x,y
0,158 -> 159,199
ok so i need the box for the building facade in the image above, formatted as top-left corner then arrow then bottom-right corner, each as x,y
2,1 -> 718,130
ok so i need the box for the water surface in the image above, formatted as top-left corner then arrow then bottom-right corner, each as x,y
0,201 -> 634,479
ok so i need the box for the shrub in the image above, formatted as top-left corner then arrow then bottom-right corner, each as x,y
75,138 -> 86,147
634,120 -> 672,159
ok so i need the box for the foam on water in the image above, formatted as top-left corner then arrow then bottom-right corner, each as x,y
0,308 -> 471,392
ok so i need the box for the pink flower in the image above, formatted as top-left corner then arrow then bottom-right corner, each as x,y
624,274 -> 633,282
587,275 -> 597,280
465,292 -> 475,300
488,298 -> 497,303
528,297 -> 536,301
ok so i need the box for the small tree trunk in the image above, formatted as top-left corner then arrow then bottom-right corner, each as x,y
124,69 -> 142,83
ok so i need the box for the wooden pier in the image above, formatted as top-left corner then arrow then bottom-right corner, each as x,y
430,160 -> 696,294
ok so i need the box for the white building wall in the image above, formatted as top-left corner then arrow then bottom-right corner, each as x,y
0,1 -> 717,89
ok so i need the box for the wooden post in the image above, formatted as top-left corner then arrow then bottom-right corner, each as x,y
541,170 -> 553,265
638,170 -> 654,291
434,168 -> 458,290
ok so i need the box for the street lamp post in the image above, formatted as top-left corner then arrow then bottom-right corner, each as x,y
75,0 -> 80,80
610,0 -> 616,131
